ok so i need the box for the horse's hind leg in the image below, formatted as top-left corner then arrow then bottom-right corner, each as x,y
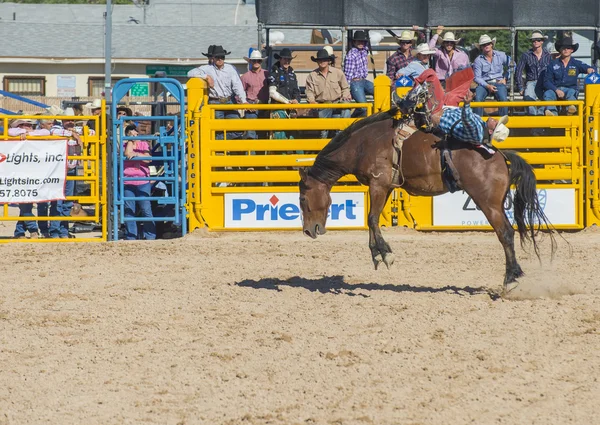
368,185 -> 394,270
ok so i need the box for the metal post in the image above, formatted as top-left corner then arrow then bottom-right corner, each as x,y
341,27 -> 347,65
510,27 -> 516,100
104,0 -> 112,103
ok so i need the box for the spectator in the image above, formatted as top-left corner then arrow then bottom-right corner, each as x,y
428,26 -> 470,88
323,45 -> 336,67
268,48 -> 301,105
472,34 -> 510,117
186,45 -> 246,140
514,31 -> 552,116
203,45 -> 216,66
84,99 -> 102,131
241,50 -> 269,139
543,36 -> 595,116
386,30 -> 416,84
305,48 -> 351,139
122,124 -> 155,240
344,30 -> 373,118
395,43 -> 436,80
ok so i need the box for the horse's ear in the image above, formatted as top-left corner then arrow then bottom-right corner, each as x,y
299,167 -> 309,182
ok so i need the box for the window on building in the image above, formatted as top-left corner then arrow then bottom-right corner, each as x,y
3,76 -> 46,96
88,77 -> 128,97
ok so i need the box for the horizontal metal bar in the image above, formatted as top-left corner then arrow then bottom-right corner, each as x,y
499,137 -> 574,148
205,103 -> 371,111
212,118 -> 357,131
207,139 -> 327,151
211,171 -> 359,183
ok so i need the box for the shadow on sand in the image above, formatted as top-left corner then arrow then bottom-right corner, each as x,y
236,275 -> 500,300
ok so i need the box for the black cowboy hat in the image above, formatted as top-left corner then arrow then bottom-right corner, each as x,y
311,48 -> 335,62
211,45 -> 231,57
274,48 -> 297,60
352,30 -> 368,42
202,45 -> 216,57
556,37 -> 579,53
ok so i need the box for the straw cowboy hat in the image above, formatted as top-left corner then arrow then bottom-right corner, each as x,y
529,31 -> 548,40
311,48 -> 335,62
411,43 -> 436,57
243,50 -> 267,62
396,30 -> 414,42
85,99 -> 102,110
46,105 -> 64,116
274,48 -> 296,60
556,36 -> 579,53
476,34 -> 496,48
202,45 -> 216,57
9,118 -> 35,128
63,107 -> 76,117
441,31 -> 459,43
491,116 -> 510,143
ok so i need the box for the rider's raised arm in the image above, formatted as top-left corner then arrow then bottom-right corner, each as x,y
461,102 -> 484,143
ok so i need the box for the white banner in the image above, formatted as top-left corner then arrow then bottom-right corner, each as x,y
0,140 -> 68,203
432,188 -> 576,226
225,192 -> 366,228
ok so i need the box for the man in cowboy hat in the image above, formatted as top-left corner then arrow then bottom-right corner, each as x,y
514,31 -> 552,116
542,36 -> 595,116
186,44 -> 218,88
394,43 -> 436,80
305,48 -> 351,139
187,45 -> 246,139
428,26 -> 470,88
241,49 -> 269,139
472,34 -> 510,117
268,48 -> 301,105
344,30 -> 373,117
386,29 -> 417,84
203,45 -> 216,65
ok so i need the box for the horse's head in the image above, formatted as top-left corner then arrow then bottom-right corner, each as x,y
299,167 -> 331,239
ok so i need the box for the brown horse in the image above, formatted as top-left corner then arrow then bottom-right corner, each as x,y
298,108 -> 555,292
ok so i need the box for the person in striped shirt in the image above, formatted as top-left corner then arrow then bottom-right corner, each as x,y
344,30 -> 372,117
514,31 -> 552,116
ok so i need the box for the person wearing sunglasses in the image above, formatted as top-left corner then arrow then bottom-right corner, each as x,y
472,34 -> 510,117
240,50 -> 269,140
514,31 -> 552,117
386,29 -> 417,85
542,36 -> 595,116
427,26 -> 470,89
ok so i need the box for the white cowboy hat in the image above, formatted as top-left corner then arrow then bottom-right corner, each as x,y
411,43 -> 436,57
85,99 -> 102,110
63,107 -> 75,117
491,115 -> 510,143
9,118 -> 35,128
442,31 -> 459,43
46,105 -> 64,116
476,34 -> 496,48
243,50 -> 267,62
396,30 -> 414,42
529,31 -> 548,40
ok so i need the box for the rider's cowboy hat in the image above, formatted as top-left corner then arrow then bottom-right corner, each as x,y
529,31 -> 548,40
85,99 -> 102,110
211,45 -> 231,57
556,37 -> 579,53
9,118 -> 35,128
311,48 -> 335,62
274,48 -> 296,60
411,43 -> 436,57
243,50 -> 267,62
352,30 -> 369,42
476,34 -> 496,48
202,45 -> 216,57
491,115 -> 510,143
441,31 -> 459,43
396,30 -> 414,43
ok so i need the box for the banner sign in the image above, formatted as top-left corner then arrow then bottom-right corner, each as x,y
432,188 -> 576,226
0,140 -> 68,203
224,192 -> 366,228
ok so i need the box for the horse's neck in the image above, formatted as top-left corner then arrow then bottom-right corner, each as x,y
312,155 -> 347,185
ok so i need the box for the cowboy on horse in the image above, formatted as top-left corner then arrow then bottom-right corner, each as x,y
397,68 -> 510,152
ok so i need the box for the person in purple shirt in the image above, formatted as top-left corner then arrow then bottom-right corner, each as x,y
472,34 -> 510,117
428,26 -> 470,88
344,30 -> 372,118
543,36 -> 595,116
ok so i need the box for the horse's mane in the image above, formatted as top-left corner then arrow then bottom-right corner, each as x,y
308,107 -> 399,183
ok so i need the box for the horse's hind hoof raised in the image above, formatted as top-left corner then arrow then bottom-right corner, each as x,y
373,254 -> 383,270
383,253 -> 395,269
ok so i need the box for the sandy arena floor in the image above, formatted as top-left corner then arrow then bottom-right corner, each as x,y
0,227 -> 599,424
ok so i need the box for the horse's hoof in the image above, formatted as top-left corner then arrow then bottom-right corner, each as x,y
502,281 -> 520,297
373,254 -> 383,270
383,252 -> 395,269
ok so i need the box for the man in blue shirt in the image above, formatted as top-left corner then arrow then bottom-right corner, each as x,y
472,34 -> 510,117
543,37 -> 595,116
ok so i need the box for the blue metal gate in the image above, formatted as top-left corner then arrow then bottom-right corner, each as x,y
110,78 -> 187,240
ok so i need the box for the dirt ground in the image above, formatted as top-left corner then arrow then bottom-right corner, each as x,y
0,227 -> 599,425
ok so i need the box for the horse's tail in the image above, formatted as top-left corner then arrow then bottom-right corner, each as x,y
504,151 -> 557,260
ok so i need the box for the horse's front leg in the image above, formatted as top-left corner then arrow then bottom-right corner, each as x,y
368,185 -> 395,270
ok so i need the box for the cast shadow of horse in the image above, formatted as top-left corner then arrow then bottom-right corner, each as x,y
236,275 -> 501,300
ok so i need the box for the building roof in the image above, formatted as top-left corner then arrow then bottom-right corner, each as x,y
0,0 -> 261,61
